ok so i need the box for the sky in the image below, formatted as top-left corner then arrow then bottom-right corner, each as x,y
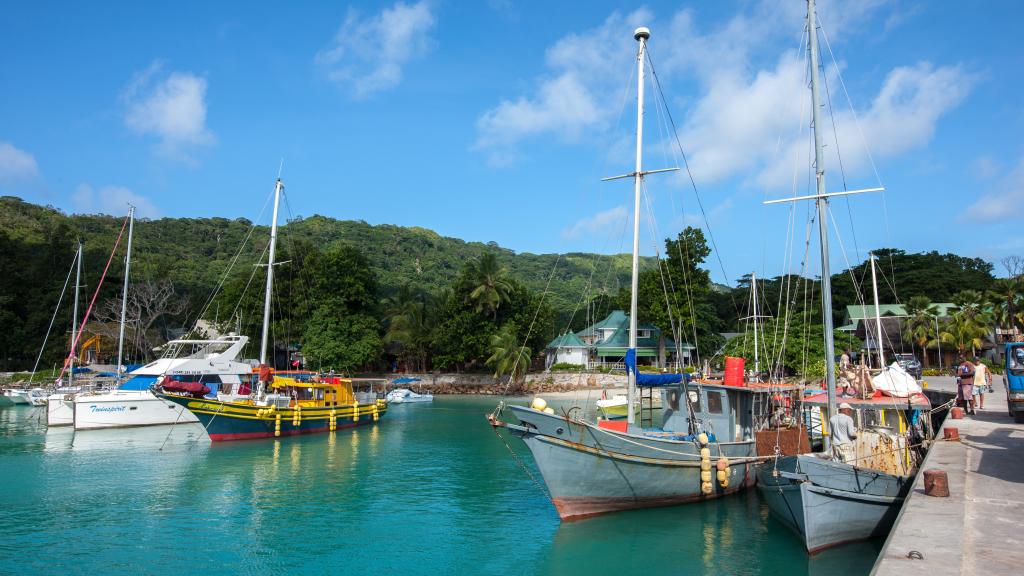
2,0 -> 1022,286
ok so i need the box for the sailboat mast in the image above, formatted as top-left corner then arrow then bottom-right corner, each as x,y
260,179 -> 284,367
69,243 -> 82,388
807,0 -> 837,440
752,271 -> 760,380
869,252 -> 886,367
627,27 -> 650,426
116,206 -> 135,384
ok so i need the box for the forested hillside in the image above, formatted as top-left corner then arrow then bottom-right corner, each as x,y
0,196 -> 643,371
0,196 -> 1008,376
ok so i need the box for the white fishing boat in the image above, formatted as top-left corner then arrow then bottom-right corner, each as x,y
73,335 -> 252,430
385,388 -> 433,403
27,388 -> 48,406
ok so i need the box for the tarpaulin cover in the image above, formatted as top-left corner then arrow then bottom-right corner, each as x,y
625,348 -> 689,386
392,377 -> 422,384
118,375 -> 160,390
161,381 -> 211,397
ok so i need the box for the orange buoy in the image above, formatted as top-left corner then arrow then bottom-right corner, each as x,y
724,357 -> 745,387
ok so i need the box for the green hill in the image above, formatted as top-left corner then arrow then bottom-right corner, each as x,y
0,196 -> 647,370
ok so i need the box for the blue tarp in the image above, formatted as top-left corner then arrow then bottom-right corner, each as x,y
71,367 -> 92,374
625,348 -> 689,387
118,375 -> 159,390
392,377 -> 422,384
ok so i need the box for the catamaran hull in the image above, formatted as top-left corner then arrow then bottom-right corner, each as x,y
4,390 -> 31,405
73,391 -> 198,430
159,394 -> 387,441
46,394 -> 74,426
506,405 -> 756,520
756,456 -> 908,553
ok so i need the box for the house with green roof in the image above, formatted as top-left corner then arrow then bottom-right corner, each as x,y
545,310 -> 694,370
837,303 -> 960,366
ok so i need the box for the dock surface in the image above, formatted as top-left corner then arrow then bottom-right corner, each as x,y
873,376 -> 1024,575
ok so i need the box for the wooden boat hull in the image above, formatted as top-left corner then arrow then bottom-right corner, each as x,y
756,455 -> 910,553
505,405 -> 757,520
159,394 -> 387,441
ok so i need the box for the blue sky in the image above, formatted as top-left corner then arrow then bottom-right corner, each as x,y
1,1 -> 1021,285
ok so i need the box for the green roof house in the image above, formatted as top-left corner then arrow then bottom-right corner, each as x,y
558,310 -> 693,369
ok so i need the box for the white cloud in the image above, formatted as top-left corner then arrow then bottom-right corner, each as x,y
474,9 -> 651,165
562,205 -> 628,239
72,184 -> 160,218
316,1 -> 436,98
972,156 -> 999,180
963,158 -> 1024,223
123,62 -> 213,158
0,141 -> 39,182
475,1 -> 968,185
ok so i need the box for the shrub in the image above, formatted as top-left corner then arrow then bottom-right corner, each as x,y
549,363 -> 585,372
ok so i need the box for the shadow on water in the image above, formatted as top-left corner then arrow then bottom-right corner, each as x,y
0,397 -> 881,576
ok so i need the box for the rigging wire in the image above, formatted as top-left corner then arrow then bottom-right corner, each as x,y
28,248 -> 78,381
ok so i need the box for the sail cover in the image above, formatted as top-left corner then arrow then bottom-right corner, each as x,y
625,348 -> 689,386
872,362 -> 923,397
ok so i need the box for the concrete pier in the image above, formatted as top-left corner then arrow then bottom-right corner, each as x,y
873,375 -> 1024,575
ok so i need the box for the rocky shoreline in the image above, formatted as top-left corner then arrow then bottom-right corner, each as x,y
378,372 -> 628,396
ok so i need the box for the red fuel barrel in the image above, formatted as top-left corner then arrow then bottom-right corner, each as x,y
724,356 -> 745,386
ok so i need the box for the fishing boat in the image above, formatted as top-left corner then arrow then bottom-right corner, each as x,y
488,27 -> 799,520
385,388 -> 433,403
385,377 -> 433,403
756,0 -> 932,553
157,178 -> 388,441
595,393 -> 630,419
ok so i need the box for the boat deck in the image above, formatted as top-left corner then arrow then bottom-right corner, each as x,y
872,376 -> 1024,575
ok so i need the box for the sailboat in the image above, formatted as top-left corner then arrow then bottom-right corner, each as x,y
488,27 -> 798,520
47,243 -> 85,426
158,178 -> 388,441
755,0 -> 932,553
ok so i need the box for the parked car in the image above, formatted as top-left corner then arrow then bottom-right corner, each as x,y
894,353 -> 922,379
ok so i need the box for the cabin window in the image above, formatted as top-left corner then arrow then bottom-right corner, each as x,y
706,391 -> 723,414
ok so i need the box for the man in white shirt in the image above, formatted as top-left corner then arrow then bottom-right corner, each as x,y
830,402 -> 858,463
973,356 -> 991,410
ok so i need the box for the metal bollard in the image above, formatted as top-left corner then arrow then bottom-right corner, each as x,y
923,469 -> 949,497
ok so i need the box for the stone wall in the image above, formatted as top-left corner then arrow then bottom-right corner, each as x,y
386,372 -> 628,395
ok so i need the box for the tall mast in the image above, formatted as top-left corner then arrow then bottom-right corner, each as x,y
869,252 -> 886,367
69,243 -> 82,388
752,272 -> 760,381
260,179 -> 284,367
116,206 -> 135,384
626,27 -> 650,426
807,0 -> 837,444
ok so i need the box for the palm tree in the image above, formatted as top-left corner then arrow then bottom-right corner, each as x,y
486,323 -> 531,384
940,303 -> 991,357
464,253 -> 514,320
903,295 -> 939,367
383,284 -> 438,372
991,277 -> 1024,341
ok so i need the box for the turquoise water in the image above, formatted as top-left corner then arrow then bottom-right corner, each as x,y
0,397 -> 880,575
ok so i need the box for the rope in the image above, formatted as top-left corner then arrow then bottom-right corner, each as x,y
490,417 -> 550,498
54,216 -> 129,387
29,248 -> 78,382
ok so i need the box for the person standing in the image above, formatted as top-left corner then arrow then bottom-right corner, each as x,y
830,402 -> 858,463
956,355 -> 976,415
973,356 -> 991,410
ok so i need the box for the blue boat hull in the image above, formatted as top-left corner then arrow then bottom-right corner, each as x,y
756,455 -> 910,553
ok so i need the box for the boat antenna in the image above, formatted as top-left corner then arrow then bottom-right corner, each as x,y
602,27 -> 678,425
116,205 -> 136,384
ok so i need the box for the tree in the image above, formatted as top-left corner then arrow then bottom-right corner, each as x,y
486,323 -> 531,383
383,284 -> 440,372
903,296 -> 939,367
463,252 -> 513,320
300,246 -> 383,373
940,293 -> 992,357
90,279 -> 188,362
722,313 -> 861,379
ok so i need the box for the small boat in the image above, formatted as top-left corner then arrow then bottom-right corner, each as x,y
3,389 -> 32,405
27,388 -> 48,406
385,388 -> 433,403
595,393 -> 631,419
